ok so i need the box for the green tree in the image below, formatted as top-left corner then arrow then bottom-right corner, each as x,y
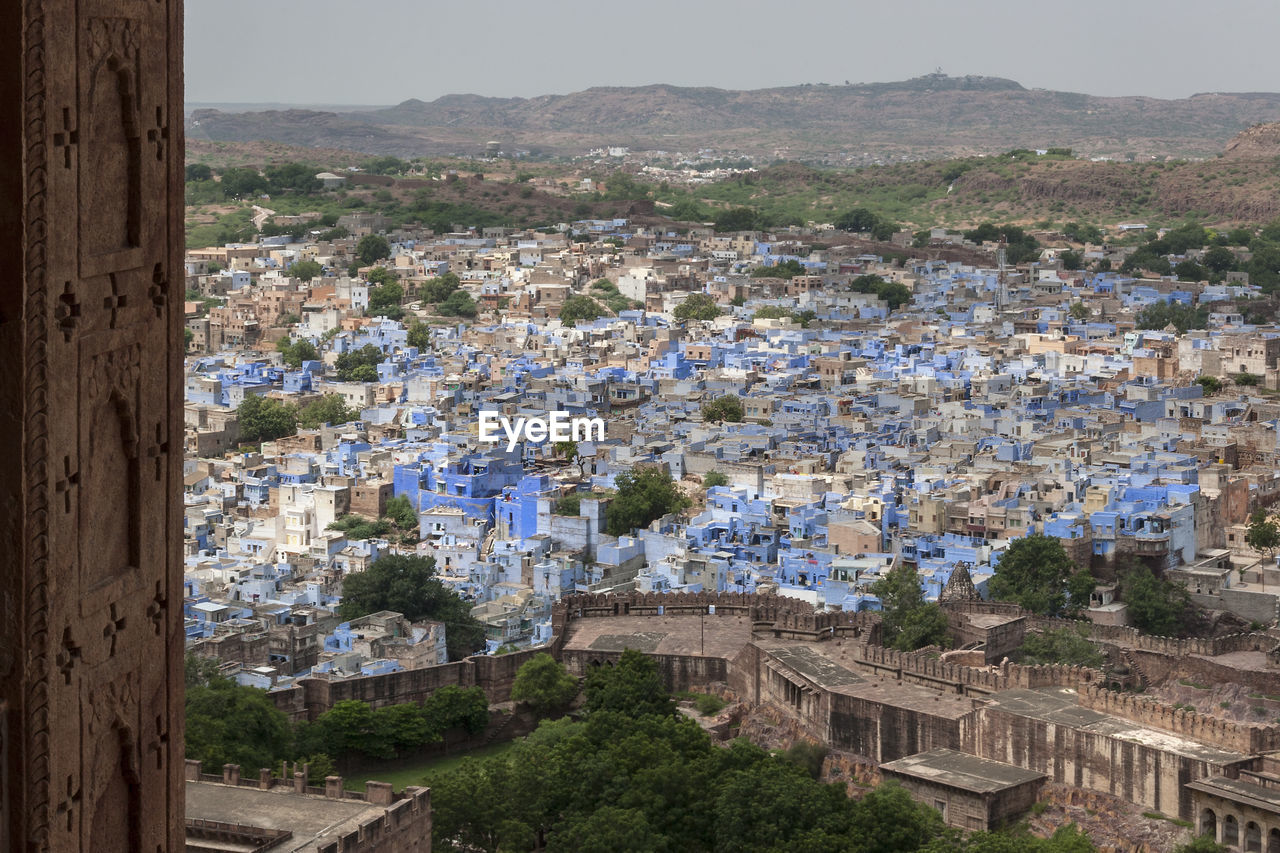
673,293 -> 722,322
1069,301 -> 1089,321
870,562 -> 949,651
1063,221 -> 1104,244
990,534 -> 1086,616
1246,509 -> 1280,560
701,395 -> 744,424
368,280 -> 404,318
384,494 -> 418,530
1119,562 -> 1194,637
1203,245 -> 1237,273
296,393 -> 357,429
1196,375 -> 1223,395
703,471 -> 729,489
1060,250 -> 1082,271
1015,625 -> 1104,667
849,274 -> 913,310
421,272 -> 461,303
407,320 -> 431,350
338,554 -> 485,660
1172,835 -> 1227,853
437,290 -> 478,318
334,344 -> 383,381
1136,301 -> 1208,333
547,806 -> 663,853
288,258 -> 323,282
511,653 -> 579,717
751,259 -> 806,278
356,234 -> 391,265
237,394 -> 297,444
552,491 -> 583,516
275,337 -> 318,368
583,648 -> 675,718
1237,371 -> 1261,386
185,163 -> 213,182
185,678 -> 292,772
559,294 -> 604,325
713,206 -> 757,232
605,466 -> 690,536
1175,260 -> 1207,282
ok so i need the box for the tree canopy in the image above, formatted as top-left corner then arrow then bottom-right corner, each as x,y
339,554 -> 486,660
583,649 -> 675,719
701,394 -> 744,424
356,234 -> 391,265
605,466 -> 690,536
237,394 -> 297,444
673,293 -> 723,322
437,290 -> 478,318
989,534 -> 1092,617
849,274 -> 913,311
870,562 -> 949,652
1118,562 -> 1196,637
296,393 -> 357,430
288,259 -> 323,282
559,294 -> 604,325
510,653 -> 579,717
276,337 -> 318,368
1246,509 -> 1280,560
185,672 -> 293,772
1013,625 -> 1104,668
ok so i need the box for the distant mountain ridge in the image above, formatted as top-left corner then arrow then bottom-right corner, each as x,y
185,74 -> 1280,161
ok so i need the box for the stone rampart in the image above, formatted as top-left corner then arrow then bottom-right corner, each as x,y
1078,684 -> 1280,754
314,786 -> 432,853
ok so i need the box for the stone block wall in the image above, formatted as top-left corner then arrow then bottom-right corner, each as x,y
315,787 -> 432,853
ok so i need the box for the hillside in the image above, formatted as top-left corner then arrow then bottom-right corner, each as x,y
185,74 -> 1280,161
668,144 -> 1280,228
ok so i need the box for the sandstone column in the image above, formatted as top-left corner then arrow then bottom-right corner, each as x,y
0,0 -> 185,849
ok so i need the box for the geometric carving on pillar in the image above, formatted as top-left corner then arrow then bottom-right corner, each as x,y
81,341 -> 144,604
10,0 -> 184,849
80,16 -> 143,269
56,281 -> 81,342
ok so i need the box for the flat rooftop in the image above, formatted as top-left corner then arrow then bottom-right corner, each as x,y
983,687 -> 1246,765
1187,775 -> 1280,814
881,748 -> 1045,793
759,642 -> 976,719
185,781 -> 391,853
560,613 -> 755,659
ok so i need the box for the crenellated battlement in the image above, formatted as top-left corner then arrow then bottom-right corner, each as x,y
315,786 -> 432,853
1077,684 -> 1280,754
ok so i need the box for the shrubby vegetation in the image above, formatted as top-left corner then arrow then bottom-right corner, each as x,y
429,648 -> 1094,853
338,554 -> 486,660
871,562 -> 949,652
989,535 -> 1094,617
605,466 -> 690,536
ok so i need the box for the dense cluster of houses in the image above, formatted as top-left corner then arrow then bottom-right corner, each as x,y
181,214 -> 1280,689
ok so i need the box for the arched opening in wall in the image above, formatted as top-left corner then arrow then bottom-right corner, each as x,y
1225,815 -> 1240,847
1268,826 -> 1280,853
1200,808 -> 1216,842
1247,821 -> 1262,853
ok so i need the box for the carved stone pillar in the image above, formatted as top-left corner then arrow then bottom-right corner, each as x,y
0,0 -> 184,850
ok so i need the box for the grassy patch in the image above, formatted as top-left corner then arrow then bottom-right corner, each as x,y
343,739 -> 519,793
1179,678 -> 1211,690
1142,811 -> 1194,828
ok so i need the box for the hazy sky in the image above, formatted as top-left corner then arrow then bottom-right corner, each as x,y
186,0 -> 1280,105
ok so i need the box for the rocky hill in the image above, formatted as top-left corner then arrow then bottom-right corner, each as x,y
185,74 -> 1280,161
1223,121 -> 1280,159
